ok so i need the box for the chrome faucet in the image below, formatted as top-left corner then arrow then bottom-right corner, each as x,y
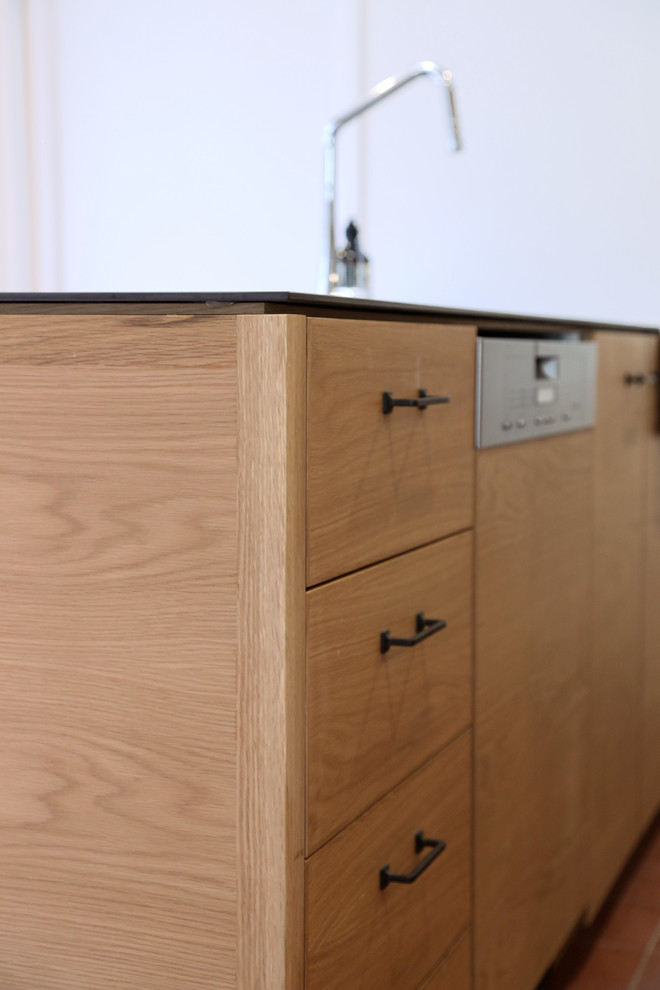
320,60 -> 462,295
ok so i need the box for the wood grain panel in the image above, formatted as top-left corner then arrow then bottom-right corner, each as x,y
306,732 -> 471,990
236,315 -> 306,990
640,337 -> 660,827
0,312 -> 236,365
475,432 -> 593,990
589,331 -> 653,917
307,533 -> 472,853
0,354 -> 237,988
307,320 -> 475,585
418,933 -> 471,990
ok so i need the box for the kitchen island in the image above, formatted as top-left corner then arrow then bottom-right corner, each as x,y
0,292 -> 657,990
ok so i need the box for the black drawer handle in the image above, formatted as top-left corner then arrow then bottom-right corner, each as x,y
625,373 -> 659,385
380,611 -> 447,655
382,388 -> 450,414
380,830 -> 447,890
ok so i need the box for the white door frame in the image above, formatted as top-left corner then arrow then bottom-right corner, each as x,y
0,0 -> 61,291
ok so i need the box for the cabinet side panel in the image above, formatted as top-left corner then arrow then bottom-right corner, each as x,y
237,315 -> 306,990
0,312 -> 237,365
0,316 -> 238,988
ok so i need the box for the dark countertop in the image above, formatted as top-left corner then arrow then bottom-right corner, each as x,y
0,291 -> 656,335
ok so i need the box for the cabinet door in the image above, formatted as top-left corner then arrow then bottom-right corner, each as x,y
642,337 -> 660,827
306,734 -> 471,990
307,320 -> 475,585
306,534 -> 472,853
589,331 -> 655,916
475,432 -> 592,990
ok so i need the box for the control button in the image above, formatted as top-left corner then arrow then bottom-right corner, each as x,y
516,418 -> 526,428
534,417 -> 543,426
561,412 -> 571,421
547,415 -> 556,424
501,421 -> 513,431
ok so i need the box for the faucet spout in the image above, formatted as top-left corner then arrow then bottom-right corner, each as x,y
320,60 -> 462,295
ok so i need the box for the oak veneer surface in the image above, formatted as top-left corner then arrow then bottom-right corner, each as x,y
307,320 -> 476,585
236,315 -> 306,990
589,331 -> 655,917
0,311 -> 236,364
418,933 -> 471,990
0,314 -> 238,988
306,532 -> 472,853
306,732 -> 471,990
475,432 -> 593,990
644,342 -> 660,827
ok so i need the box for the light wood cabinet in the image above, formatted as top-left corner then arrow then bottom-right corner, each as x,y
0,312 -> 247,989
0,305 -> 474,990
588,331 -> 658,916
0,311 -> 307,990
306,733 -> 471,990
419,935 -> 471,990
306,533 -> 472,853
0,298 -> 658,990
643,388 -> 660,827
307,319 -> 476,585
305,318 -> 476,990
474,433 -> 593,990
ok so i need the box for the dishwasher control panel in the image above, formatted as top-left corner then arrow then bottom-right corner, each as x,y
475,337 -> 597,448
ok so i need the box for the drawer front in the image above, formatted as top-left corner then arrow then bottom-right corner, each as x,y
307,319 -> 476,585
419,934 -> 471,990
307,532 -> 472,853
306,732 -> 471,990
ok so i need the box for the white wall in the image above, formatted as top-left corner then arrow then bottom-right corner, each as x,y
362,0 -> 660,324
2,0 -> 659,326
37,0 -> 363,294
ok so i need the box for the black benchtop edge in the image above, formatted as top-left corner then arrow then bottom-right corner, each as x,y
0,291 -> 656,334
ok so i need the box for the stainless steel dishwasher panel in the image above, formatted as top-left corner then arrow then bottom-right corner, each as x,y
475,337 -> 597,449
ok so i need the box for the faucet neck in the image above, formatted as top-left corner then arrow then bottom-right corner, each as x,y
319,61 -> 462,295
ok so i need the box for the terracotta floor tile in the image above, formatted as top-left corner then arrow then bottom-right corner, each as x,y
620,860 -> 660,911
636,948 -> 660,990
536,817 -> 660,989
597,901 -> 660,951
